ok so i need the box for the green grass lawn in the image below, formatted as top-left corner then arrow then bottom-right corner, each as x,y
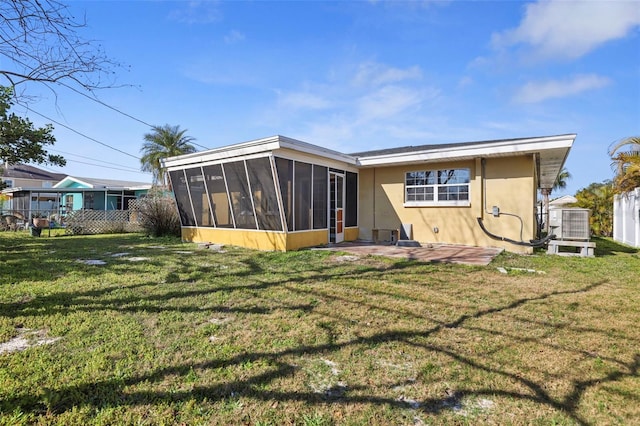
0,232 -> 638,425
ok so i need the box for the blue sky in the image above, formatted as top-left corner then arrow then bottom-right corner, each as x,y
14,0 -> 640,197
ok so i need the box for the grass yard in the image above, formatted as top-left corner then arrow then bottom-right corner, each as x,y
0,232 -> 638,425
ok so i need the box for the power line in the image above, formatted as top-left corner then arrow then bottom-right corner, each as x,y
24,107 -> 141,160
58,82 -> 212,151
39,160 -> 151,177
59,82 -> 154,127
48,148 -> 141,171
64,158 -> 149,174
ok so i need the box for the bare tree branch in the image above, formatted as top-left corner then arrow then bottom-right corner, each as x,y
0,0 -> 122,97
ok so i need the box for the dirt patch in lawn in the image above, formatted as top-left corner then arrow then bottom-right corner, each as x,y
0,328 -> 61,354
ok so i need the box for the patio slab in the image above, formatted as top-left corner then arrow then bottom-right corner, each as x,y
320,241 -> 503,266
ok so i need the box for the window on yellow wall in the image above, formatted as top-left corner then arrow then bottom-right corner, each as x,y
405,168 -> 470,206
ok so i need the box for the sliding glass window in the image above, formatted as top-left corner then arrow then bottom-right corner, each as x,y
169,170 -> 196,226
246,157 -> 282,231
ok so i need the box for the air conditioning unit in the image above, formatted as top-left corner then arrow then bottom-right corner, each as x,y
549,208 -> 590,241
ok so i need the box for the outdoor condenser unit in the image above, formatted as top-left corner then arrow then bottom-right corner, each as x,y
549,208 -> 591,241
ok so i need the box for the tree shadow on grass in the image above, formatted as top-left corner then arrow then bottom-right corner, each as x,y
3,278 -> 637,426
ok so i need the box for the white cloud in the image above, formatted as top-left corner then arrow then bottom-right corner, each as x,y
352,62 -> 422,88
169,1 -> 222,24
493,0 -> 640,60
277,91 -> 332,110
513,74 -> 611,104
457,76 -> 473,89
258,60 -> 442,149
224,30 -> 245,44
356,85 -> 427,121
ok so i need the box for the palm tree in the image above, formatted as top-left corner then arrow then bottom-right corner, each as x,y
553,167 -> 571,192
541,167 -> 571,233
609,136 -> 640,194
141,125 -> 197,187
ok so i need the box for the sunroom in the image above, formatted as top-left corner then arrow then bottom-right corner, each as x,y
162,136 -> 359,251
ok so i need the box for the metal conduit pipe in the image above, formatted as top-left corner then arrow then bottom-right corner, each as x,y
477,158 -> 555,247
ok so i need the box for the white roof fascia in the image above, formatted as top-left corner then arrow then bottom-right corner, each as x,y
53,176 -> 94,189
274,148 -> 360,173
356,135 -> 575,167
277,137 -> 358,166
162,138 -> 282,169
3,185 -> 151,193
161,135 -> 358,170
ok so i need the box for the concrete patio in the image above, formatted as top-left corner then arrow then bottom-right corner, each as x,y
320,241 -> 504,266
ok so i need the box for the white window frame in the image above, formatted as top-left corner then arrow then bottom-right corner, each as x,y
404,168 -> 471,207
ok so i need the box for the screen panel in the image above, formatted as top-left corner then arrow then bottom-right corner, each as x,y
184,167 -> 211,226
345,171 -> 358,227
313,165 -> 328,229
275,157 -> 294,231
294,161 -> 312,231
223,161 -> 256,229
246,157 -> 282,231
203,163 -> 233,228
169,170 -> 196,226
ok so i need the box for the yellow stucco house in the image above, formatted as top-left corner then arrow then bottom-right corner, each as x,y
161,133 -> 575,254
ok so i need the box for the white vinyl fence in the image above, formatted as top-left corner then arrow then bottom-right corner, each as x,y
613,187 -> 640,248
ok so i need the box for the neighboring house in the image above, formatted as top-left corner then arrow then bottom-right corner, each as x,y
54,176 -> 151,214
162,134 -> 575,254
613,187 -> 640,248
1,162 -> 66,189
537,194 -> 578,228
550,195 -> 578,207
1,176 -> 151,220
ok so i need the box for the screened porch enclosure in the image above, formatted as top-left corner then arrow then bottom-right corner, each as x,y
169,154 -> 358,248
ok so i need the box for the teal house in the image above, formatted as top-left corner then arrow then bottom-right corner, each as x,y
2,176 -> 151,221
53,177 -> 151,215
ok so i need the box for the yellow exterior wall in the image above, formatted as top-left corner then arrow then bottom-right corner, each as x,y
182,227 -> 288,251
345,227 -> 359,241
181,227 -> 330,251
285,230 -> 329,250
358,155 -> 536,254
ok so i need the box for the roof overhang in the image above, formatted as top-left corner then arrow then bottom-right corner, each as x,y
355,134 -> 576,189
161,135 -> 358,170
160,133 -> 575,191
2,187 -> 149,194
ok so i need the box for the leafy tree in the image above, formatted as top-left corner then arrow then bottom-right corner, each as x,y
140,125 -> 197,187
609,136 -> 640,194
1,0 -> 119,95
574,180 -> 614,237
0,86 -> 65,167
